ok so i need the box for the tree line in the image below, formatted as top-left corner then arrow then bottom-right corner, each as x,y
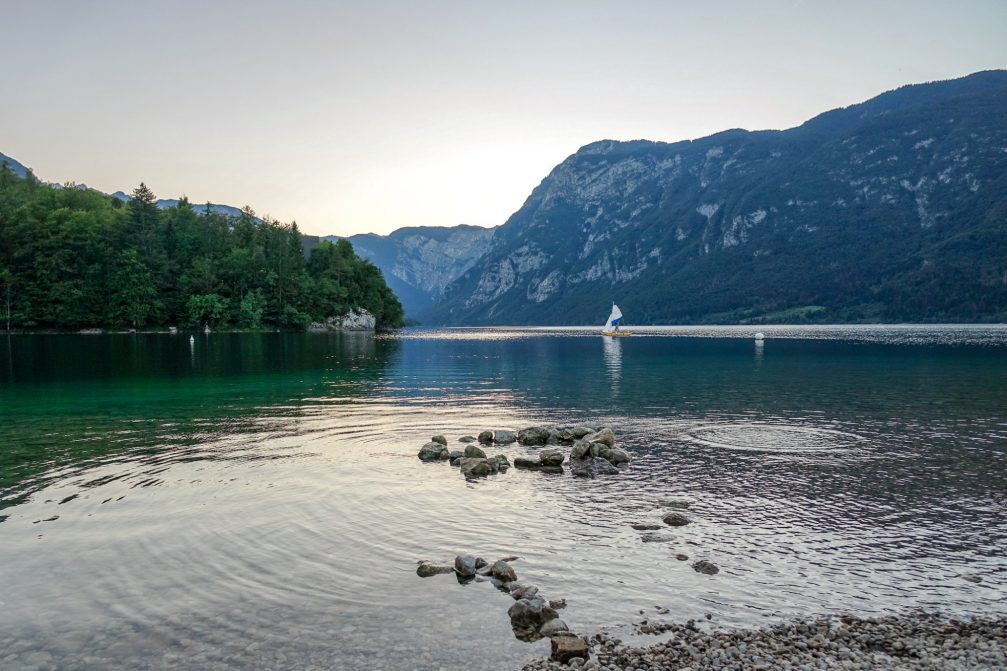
0,164 -> 404,331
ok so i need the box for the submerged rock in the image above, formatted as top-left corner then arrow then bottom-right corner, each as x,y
640,532 -> 675,543
418,442 -> 450,461
494,429 -> 517,445
660,498 -> 692,509
431,435 -> 447,446
458,435 -> 477,443
631,523 -> 663,531
416,562 -> 454,577
675,553 -> 690,561
692,560 -> 719,575
464,444 -> 487,459
663,512 -> 691,526
478,430 -> 494,444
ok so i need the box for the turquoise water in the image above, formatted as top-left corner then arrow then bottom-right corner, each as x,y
1,326 -> 1006,670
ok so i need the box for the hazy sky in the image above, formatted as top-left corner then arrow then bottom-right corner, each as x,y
2,1 -> 1005,235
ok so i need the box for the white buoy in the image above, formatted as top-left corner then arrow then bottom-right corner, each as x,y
189,335 -> 195,344
754,332 -> 765,341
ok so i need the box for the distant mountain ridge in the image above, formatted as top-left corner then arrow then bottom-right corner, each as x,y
423,70 -> 1007,325
327,226 -> 496,316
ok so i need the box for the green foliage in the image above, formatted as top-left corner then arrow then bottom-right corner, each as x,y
186,294 -> 226,326
238,289 -> 266,328
0,177 -> 404,331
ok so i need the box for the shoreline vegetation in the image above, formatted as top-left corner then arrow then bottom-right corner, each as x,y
0,166 -> 404,333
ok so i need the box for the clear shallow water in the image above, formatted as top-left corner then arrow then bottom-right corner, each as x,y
1,326 -> 1006,670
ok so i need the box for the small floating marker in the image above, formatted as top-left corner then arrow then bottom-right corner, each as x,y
754,332 -> 765,341
189,335 -> 195,344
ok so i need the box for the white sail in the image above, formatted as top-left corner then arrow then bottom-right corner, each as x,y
603,303 -> 623,333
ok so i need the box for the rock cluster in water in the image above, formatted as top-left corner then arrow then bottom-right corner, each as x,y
416,554 -> 590,664
417,426 -> 632,479
515,613 -> 1007,670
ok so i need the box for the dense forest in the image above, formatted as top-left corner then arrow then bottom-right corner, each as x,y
0,165 -> 403,330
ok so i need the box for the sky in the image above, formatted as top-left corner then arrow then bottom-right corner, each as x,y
1,1 -> 1005,236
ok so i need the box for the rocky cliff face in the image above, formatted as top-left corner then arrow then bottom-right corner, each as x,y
340,225 -> 496,317
424,71 -> 1007,325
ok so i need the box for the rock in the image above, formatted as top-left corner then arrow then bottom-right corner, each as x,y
475,557 -> 489,569
570,440 -> 592,460
416,562 -> 454,577
431,435 -> 447,446
961,573 -> 983,584
508,596 -> 558,630
448,450 -> 464,461
491,560 -> 517,583
548,598 -> 567,610
539,449 -> 565,466
541,618 -> 570,636
640,532 -> 675,543
660,499 -> 692,509
458,435 -> 477,443
459,457 -> 496,478
478,430 -> 494,444
306,308 -> 376,331
493,454 -> 511,470
583,427 -> 615,448
537,466 -> 564,474
631,523 -> 663,531
663,512 -> 691,526
546,429 -> 563,445
675,553 -> 690,561
509,583 -> 539,600
568,427 -> 594,439
599,448 -> 631,465
454,554 -> 478,577
570,457 -> 621,478
513,457 -> 544,469
693,560 -> 719,575
494,429 -> 517,444
464,444 -> 487,458
418,442 -> 450,461
550,633 -> 590,664
518,426 -> 551,446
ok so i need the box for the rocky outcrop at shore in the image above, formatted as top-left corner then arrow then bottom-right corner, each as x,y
307,308 -> 376,332
515,613 -> 1007,670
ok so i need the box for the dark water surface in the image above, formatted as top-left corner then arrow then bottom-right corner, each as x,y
2,326 -> 1006,670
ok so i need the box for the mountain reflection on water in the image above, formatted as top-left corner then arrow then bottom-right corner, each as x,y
1,326 -> 1005,671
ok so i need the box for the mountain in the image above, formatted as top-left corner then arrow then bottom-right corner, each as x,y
0,152 -> 31,179
330,226 -> 496,316
110,191 -> 252,220
424,71 -> 1007,325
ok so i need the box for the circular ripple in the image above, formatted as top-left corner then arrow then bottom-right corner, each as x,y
685,423 -> 864,453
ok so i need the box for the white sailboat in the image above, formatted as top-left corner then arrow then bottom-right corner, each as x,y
601,303 -> 631,337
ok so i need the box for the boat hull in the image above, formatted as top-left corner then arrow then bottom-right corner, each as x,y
602,332 -> 632,337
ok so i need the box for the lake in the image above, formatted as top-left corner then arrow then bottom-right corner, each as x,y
2,326 -> 1006,670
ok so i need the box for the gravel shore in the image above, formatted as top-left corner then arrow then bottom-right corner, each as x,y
516,613 -> 1007,670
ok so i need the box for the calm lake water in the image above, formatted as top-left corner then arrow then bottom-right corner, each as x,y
2,326 -> 1006,670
